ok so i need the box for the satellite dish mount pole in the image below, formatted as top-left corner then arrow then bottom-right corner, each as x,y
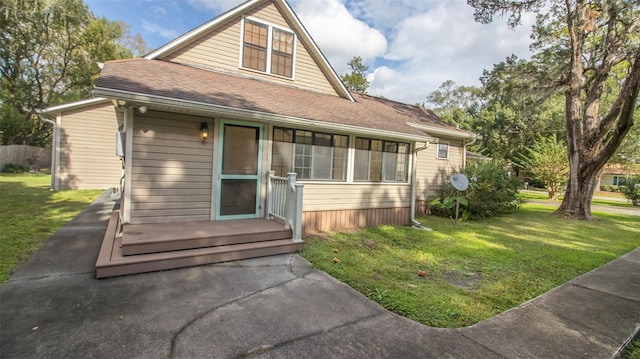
449,173 -> 469,224
455,189 -> 460,222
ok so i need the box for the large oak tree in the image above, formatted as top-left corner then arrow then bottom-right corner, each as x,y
468,0 -> 640,219
0,0 -> 145,145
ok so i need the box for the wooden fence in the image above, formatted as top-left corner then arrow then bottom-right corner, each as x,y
0,145 -> 51,172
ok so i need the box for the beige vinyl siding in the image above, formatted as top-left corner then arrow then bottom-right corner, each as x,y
58,102 -> 122,190
415,139 -> 465,201
301,183 -> 412,211
160,2 -> 338,96
129,111 -> 213,224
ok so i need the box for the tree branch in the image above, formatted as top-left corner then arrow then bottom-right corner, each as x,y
592,46 -> 640,166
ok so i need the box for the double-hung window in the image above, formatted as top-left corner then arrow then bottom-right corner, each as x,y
354,138 -> 409,182
437,142 -> 449,159
242,20 -> 268,72
272,127 -> 348,181
242,19 -> 294,78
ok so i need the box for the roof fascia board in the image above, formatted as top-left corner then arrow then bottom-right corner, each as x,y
144,0 -> 260,60
36,97 -> 108,114
408,122 -> 478,140
94,86 -> 432,142
274,0 -> 354,102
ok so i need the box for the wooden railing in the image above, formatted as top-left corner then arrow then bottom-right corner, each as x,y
267,171 -> 304,242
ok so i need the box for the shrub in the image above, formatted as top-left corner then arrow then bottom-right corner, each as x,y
600,185 -> 608,191
516,135 -> 568,200
429,160 -> 522,220
621,176 -> 640,206
1,164 -> 29,173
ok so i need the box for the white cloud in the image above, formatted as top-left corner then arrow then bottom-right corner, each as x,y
140,19 -> 181,39
290,0 -> 387,75
368,1 -> 535,104
346,0 -> 434,32
150,6 -> 168,16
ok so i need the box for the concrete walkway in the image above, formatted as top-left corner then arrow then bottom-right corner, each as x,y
1,194 -> 639,358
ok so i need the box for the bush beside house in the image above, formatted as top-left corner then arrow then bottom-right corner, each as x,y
429,160 -> 521,220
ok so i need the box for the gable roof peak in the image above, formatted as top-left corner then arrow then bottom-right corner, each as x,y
144,0 -> 354,102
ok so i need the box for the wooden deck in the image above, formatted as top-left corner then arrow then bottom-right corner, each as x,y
95,213 -> 304,278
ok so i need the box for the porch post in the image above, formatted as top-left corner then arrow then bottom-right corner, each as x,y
292,183 -> 304,242
266,170 -> 275,219
286,172 -> 297,230
123,107 -> 134,224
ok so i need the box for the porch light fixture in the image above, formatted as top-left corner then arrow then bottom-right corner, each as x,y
200,122 -> 209,142
137,106 -> 147,114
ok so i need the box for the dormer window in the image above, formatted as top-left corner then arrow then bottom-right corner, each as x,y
242,18 -> 295,79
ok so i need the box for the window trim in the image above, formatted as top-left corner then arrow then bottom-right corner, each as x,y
436,141 -> 450,160
353,137 -> 410,183
271,127 -> 348,182
240,17 -> 296,80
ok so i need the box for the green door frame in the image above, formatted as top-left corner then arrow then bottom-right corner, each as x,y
215,119 -> 264,220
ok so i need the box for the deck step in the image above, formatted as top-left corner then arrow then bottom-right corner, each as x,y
95,213 -> 304,278
121,218 -> 292,255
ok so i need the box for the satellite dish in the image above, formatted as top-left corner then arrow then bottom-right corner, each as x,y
450,173 -> 469,191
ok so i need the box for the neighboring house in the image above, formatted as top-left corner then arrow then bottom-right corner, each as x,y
40,0 -> 478,277
465,151 -> 490,165
599,163 -> 640,188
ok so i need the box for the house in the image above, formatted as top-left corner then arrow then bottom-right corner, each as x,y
40,0 -> 477,277
599,163 -> 640,188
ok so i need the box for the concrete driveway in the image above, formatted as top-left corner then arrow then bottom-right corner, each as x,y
1,194 -> 639,358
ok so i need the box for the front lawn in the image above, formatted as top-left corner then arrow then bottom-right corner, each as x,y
301,204 -> 640,328
0,173 -> 102,283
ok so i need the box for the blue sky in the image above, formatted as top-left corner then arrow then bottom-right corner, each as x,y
86,0 -> 535,104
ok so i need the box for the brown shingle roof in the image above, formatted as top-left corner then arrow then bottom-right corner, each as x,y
94,59 -> 473,140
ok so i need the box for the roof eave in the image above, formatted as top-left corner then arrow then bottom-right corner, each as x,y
145,0 -> 260,60
407,122 -> 479,140
36,97 -> 108,114
94,86 -> 432,142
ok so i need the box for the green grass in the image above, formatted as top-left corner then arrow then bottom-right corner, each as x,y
518,190 -> 634,208
0,173 -> 102,284
622,337 -> 640,359
301,204 -> 640,328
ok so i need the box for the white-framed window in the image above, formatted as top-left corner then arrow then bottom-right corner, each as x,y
613,176 -> 627,186
354,137 -> 409,182
241,18 -> 295,79
437,142 -> 449,159
272,127 -> 348,181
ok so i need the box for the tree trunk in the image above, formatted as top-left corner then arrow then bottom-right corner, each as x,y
555,161 -> 602,220
555,2 -> 640,220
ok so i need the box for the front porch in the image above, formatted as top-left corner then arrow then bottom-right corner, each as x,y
95,215 -> 304,278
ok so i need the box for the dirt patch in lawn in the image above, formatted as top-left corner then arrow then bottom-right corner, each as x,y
442,271 -> 483,290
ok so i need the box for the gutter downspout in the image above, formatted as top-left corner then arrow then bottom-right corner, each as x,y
36,111 -> 60,190
410,142 -> 432,231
